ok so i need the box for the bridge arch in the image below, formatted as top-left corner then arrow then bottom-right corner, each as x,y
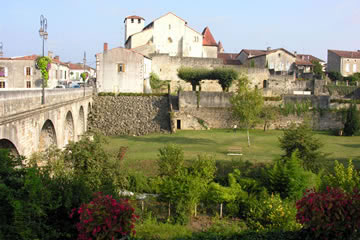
64,111 -> 75,145
39,119 -> 57,151
79,106 -> 85,136
0,138 -> 19,156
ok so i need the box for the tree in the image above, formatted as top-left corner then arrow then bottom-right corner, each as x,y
157,144 -> 184,177
343,103 -> 360,136
210,68 -> 239,92
328,71 -> 343,81
177,67 -> 209,91
278,121 -> 325,172
260,105 -> 280,131
311,60 -> 324,79
230,74 -> 264,146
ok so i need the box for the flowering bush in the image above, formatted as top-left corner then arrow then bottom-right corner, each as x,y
35,56 -> 51,87
246,193 -> 301,231
81,72 -> 89,81
71,192 -> 138,240
296,187 -> 360,239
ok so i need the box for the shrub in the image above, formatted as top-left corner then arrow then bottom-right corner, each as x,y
296,188 -> 360,240
279,121 -> 325,173
246,193 -> 301,231
210,67 -> 239,92
343,103 -> 360,136
71,192 -> 138,239
265,151 -> 319,200
328,71 -> 343,81
149,72 -> 169,93
320,159 -> 360,193
157,144 -> 185,177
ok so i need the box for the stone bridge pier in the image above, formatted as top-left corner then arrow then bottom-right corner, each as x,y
0,88 -> 93,157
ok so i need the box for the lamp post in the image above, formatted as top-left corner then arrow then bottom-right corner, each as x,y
83,51 -> 86,97
39,15 -> 48,104
0,42 -> 3,57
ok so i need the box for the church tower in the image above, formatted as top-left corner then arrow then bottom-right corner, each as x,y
124,16 -> 145,46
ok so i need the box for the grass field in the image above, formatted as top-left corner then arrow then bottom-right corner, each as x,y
104,129 -> 360,175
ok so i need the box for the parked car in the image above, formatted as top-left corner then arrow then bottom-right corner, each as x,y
55,85 -> 66,89
71,84 -> 81,88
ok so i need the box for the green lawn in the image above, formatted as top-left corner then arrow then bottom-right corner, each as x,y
104,129 -> 360,175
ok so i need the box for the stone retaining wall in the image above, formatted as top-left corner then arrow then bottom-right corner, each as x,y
88,96 -> 170,136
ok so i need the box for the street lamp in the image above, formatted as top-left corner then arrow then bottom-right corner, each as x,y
83,51 -> 86,97
39,15 -> 48,104
0,42 -> 3,57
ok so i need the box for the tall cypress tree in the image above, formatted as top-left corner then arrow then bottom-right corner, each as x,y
343,103 -> 360,136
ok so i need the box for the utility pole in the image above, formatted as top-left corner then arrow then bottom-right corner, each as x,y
83,51 -> 86,97
39,15 -> 48,104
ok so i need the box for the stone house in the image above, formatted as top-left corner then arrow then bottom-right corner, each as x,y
237,48 -> 296,74
0,53 -> 69,89
124,12 -> 219,58
67,63 -> 96,82
96,43 -> 152,93
327,49 -> 360,77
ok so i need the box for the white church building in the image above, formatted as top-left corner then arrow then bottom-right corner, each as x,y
124,12 -> 218,58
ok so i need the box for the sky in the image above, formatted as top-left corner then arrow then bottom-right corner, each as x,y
1,0 -> 359,67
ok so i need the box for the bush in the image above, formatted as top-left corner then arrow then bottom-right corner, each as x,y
328,71 -> 343,81
296,188 -> 360,239
265,151 -> 319,200
149,72 -> 169,93
210,68 -> 239,92
71,192 -> 138,239
279,122 -> 325,173
320,159 -> 360,193
343,103 -> 360,136
246,193 -> 301,231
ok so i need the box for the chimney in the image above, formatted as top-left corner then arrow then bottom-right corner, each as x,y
48,51 -> 53,58
294,51 -> 297,56
54,56 -> 59,61
104,42 -> 108,52
267,47 -> 272,51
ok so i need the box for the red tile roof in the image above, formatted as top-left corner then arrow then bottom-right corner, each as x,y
202,27 -> 217,47
218,53 -> 238,60
124,15 -> 145,22
329,49 -> 360,59
244,48 -> 296,59
67,63 -> 92,70
295,59 -> 313,66
11,54 -> 38,60
297,54 -> 324,63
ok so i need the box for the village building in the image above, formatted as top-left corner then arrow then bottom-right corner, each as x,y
124,12 -> 219,58
0,53 -> 69,89
237,48 -> 297,74
327,49 -> 360,77
67,63 -> 96,82
96,43 -> 152,93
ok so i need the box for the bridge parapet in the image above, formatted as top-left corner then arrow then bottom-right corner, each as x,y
0,88 -> 92,117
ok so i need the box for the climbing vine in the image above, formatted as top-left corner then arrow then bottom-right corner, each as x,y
35,56 -> 51,87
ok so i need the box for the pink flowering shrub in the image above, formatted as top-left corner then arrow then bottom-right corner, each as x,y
70,192 -> 138,240
296,187 -> 360,239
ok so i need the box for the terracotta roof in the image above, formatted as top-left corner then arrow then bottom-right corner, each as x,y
124,15 -> 145,22
218,53 -> 238,60
329,49 -> 360,59
297,54 -> 324,63
241,49 -> 267,57
202,27 -> 217,47
11,54 -> 38,60
245,48 -> 296,59
67,63 -> 92,70
295,59 -> 313,66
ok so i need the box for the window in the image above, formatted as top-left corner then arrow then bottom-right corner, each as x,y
56,70 -> 58,79
26,81 -> 31,88
278,53 -> 281,57
346,63 -> 350,72
353,64 -> 357,73
76,72 -> 79,79
263,80 -> 268,88
169,24 -> 171,30
60,70 -> 63,79
65,71 -> 67,80
26,67 -> 31,76
131,19 -> 134,23
0,81 -> 5,88
138,19 -> 141,24
118,63 -> 125,72
0,67 -> 5,77
168,37 -> 173,43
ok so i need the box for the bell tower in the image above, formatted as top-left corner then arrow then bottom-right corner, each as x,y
124,16 -> 145,46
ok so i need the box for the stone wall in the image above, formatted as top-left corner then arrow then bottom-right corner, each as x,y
89,96 -> 170,136
283,95 -> 330,109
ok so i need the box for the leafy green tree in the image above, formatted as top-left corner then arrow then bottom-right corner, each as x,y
343,103 -> 360,136
328,71 -> 343,81
157,144 -> 184,177
320,159 -> 360,193
210,68 -> 239,92
260,105 -> 280,131
230,74 -> 264,146
279,121 -> 325,172
265,151 -> 319,199
311,60 -> 324,79
177,67 -> 209,91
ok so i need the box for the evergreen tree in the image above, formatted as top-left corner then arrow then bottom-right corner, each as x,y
343,103 -> 360,136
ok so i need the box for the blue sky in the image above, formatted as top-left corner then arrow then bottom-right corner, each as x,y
1,0 -> 359,67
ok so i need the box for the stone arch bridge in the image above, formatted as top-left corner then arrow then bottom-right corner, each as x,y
0,89 -> 93,157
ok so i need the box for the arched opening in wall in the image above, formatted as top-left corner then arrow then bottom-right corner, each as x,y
263,80 -> 268,89
79,106 -> 85,136
64,111 -> 75,145
0,139 -> 19,157
39,120 -> 57,151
